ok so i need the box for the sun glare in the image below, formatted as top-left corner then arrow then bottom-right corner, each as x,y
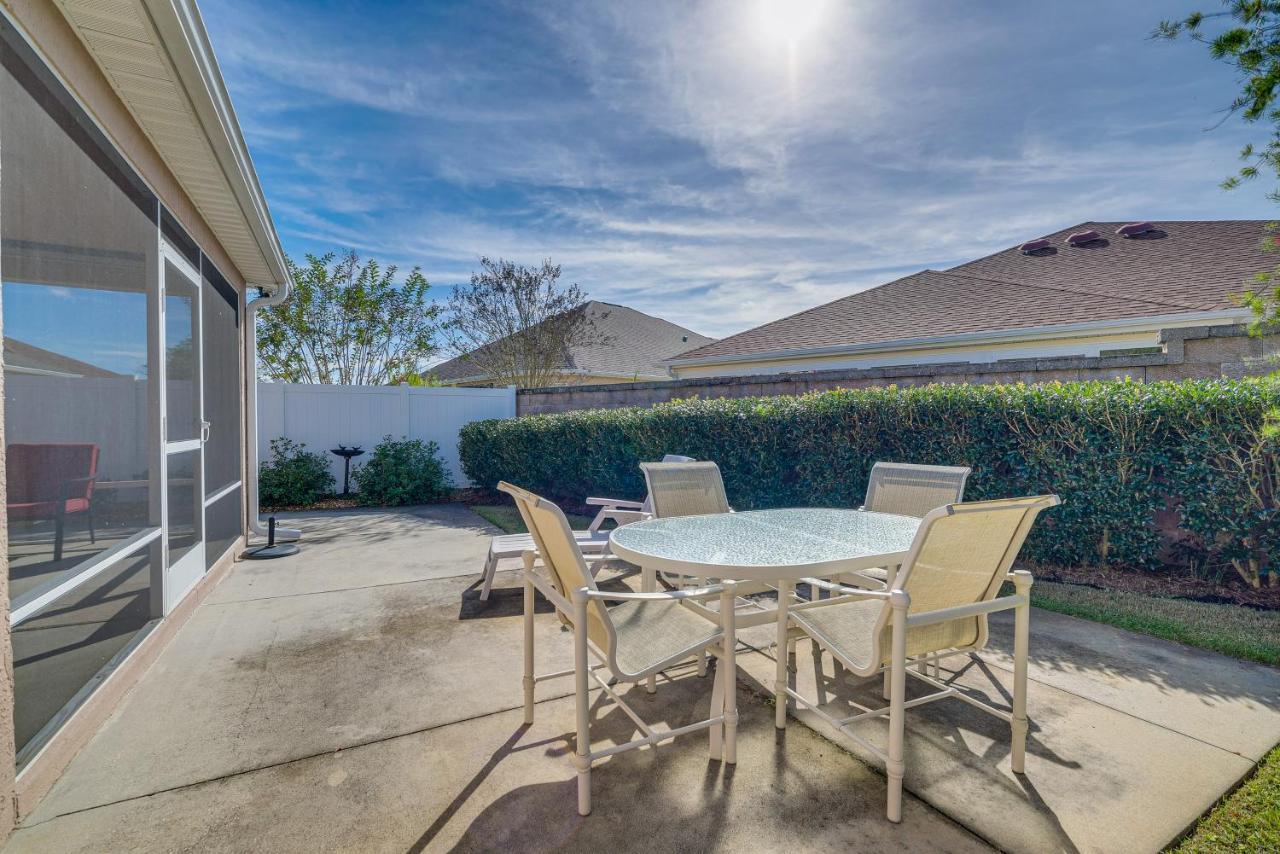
755,0 -> 825,46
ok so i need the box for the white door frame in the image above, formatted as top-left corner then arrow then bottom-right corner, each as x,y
158,242 -> 207,613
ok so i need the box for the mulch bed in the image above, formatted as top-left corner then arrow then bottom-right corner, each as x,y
1028,562 -> 1280,610
260,496 -> 362,514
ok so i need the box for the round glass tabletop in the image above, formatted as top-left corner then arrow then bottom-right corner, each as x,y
608,508 -> 921,581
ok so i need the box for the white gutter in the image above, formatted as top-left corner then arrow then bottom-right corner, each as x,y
665,308 -> 1251,369
245,284 -> 300,542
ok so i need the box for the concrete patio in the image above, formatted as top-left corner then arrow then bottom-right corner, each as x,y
6,506 -> 1278,853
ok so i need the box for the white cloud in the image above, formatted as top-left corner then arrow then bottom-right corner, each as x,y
206,0 -> 1280,339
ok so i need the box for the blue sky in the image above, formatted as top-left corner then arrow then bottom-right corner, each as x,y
203,0 -> 1277,340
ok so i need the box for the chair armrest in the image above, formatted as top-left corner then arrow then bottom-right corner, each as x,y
58,475 -> 97,502
583,584 -> 724,603
906,594 -> 1025,628
584,496 -> 645,509
803,577 -> 892,600
599,509 -> 650,526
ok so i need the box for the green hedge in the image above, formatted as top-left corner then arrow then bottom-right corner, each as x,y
260,437 -> 336,507
459,379 -> 1279,583
352,436 -> 453,506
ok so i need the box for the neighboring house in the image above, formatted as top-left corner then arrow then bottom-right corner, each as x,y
3,338 -> 129,379
0,0 -> 289,831
668,221 -> 1263,379
432,301 -> 714,387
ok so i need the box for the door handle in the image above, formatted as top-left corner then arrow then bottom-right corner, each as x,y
200,420 -> 211,443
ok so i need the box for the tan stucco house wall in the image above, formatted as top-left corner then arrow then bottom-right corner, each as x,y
0,0 -> 289,834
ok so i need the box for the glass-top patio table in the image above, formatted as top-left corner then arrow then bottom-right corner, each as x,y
609,507 -> 921,585
609,506 -> 922,698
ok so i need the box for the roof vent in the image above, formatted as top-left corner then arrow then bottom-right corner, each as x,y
1066,229 -> 1103,247
1115,221 -> 1156,238
1019,238 -> 1052,254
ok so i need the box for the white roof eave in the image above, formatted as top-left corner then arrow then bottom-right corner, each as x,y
147,0 -> 288,290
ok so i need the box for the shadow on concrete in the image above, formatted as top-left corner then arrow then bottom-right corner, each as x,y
985,609 -> 1277,709
270,504 -> 499,548
458,565 -> 640,621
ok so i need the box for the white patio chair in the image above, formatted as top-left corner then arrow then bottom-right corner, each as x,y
500,481 -> 739,817
777,494 -> 1060,823
639,460 -> 733,588
479,454 -> 693,600
843,462 -> 971,588
583,454 -> 695,533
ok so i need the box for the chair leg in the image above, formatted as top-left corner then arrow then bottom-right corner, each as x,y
573,593 -> 592,816
523,553 -> 536,725
775,578 -> 793,729
54,511 -> 65,562
642,565 -> 657,694
479,551 -> 498,601
812,641 -> 827,705
697,648 -> 708,677
708,654 -> 724,759
87,507 -> 96,545
1011,571 -> 1033,774
886,590 -> 909,823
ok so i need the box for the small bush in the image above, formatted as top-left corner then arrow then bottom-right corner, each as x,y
259,437 -> 335,507
353,435 -> 452,506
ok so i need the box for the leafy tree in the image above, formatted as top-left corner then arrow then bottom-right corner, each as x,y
387,370 -> 445,387
441,257 -> 606,388
258,251 -> 440,384
1156,3 -> 1280,326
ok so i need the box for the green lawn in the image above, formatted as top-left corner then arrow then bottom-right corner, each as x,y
1174,745 -> 1280,853
1023,580 -> 1280,667
471,504 -> 596,535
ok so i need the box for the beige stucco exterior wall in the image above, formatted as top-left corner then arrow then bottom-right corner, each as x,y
0,1 -> 254,834
670,330 -> 1155,379
668,316 -> 1245,380
519,324 -> 1276,416
0,206 -> 14,839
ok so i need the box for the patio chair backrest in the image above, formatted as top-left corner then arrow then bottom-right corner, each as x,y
497,481 -> 615,653
637,454 -> 695,513
863,462 -> 971,519
875,495 -> 1059,660
640,461 -> 730,519
6,443 -> 99,504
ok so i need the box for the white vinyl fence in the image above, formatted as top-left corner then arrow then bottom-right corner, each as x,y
257,383 -> 515,488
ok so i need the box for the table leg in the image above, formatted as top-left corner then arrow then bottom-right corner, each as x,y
642,564 -> 657,694
709,646 -> 725,759
775,577 -> 793,729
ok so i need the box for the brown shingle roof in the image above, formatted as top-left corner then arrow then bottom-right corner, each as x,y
672,220 -> 1267,363
433,301 -> 714,382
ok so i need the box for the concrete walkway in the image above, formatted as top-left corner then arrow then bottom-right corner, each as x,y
6,507 -> 1278,853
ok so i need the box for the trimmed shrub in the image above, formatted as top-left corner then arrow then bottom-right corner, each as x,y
353,435 -> 453,506
459,379 -> 1280,585
259,437 -> 335,507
